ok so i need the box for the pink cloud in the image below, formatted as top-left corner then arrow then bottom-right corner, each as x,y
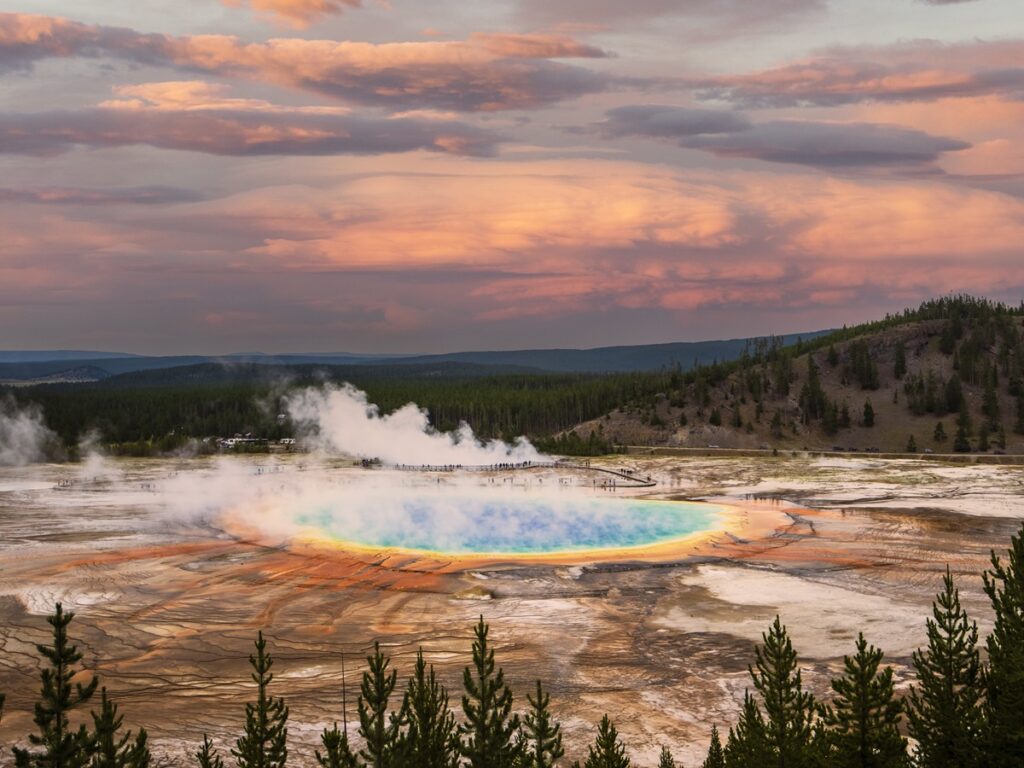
694,39 -> 1024,107
0,13 -> 610,111
222,0 -> 362,28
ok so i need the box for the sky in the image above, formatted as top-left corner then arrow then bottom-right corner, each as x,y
0,0 -> 1022,354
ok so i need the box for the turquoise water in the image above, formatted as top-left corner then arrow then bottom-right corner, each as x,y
296,494 -> 722,554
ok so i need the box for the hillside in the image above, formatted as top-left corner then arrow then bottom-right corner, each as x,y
566,297 -> 1024,455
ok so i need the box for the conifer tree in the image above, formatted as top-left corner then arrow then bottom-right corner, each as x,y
232,631 -> 288,768
905,435 -> 917,453
862,400 -> 875,428
907,568 -> 984,768
723,693 -> 767,768
396,649 -> 459,768
14,603 -> 99,768
954,406 -> 972,452
701,726 -> 724,768
893,344 -> 906,380
522,681 -> 563,768
750,616 -> 816,768
358,642 -> 402,768
933,422 -> 946,443
127,729 -> 149,768
982,524 -> 1024,766
316,725 -> 358,768
89,689 -> 133,768
819,634 -> 907,767
195,736 -> 225,768
583,716 -> 629,768
657,745 -> 676,768
460,618 -> 522,768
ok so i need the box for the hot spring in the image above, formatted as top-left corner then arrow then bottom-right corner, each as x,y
289,489 -> 726,556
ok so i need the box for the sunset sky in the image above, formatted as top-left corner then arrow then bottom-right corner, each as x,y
1,0 -> 1022,354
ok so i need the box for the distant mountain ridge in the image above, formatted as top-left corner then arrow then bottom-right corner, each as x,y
0,331 -> 830,381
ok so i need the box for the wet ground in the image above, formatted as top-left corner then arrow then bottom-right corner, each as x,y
0,455 -> 1021,766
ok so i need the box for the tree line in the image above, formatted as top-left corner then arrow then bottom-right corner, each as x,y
3,523 -> 1023,768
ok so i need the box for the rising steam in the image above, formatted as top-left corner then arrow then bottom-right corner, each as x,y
0,398 -> 57,466
284,383 -> 545,465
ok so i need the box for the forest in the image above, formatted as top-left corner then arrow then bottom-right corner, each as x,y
3,522 -> 1023,768
3,295 -> 1024,457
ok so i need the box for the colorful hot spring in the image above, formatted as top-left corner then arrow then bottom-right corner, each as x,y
295,493 -> 724,555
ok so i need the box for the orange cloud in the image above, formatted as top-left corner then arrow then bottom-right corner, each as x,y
693,39 -> 1024,107
222,0 -> 362,28
0,14 -> 610,111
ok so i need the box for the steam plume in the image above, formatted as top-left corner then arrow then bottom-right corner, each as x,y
284,383 -> 545,465
0,397 -> 57,466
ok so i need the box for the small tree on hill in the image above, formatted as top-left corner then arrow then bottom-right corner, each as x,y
862,400 -> 875,428
982,524 -> 1024,766
893,343 -> 907,380
232,632 -> 288,768
14,603 -> 98,768
460,618 -> 521,768
819,634 -> 908,767
933,422 -> 946,443
906,435 -> 917,453
907,568 -> 984,768
583,716 -> 629,768
656,745 -> 675,768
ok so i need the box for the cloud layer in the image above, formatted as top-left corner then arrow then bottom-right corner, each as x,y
0,4 -> 1019,353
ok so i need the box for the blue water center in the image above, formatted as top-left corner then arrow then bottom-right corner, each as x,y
296,494 -> 723,554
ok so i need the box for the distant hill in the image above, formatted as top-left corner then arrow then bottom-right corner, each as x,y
0,331 -> 829,382
565,296 -> 1024,455
0,350 -> 140,363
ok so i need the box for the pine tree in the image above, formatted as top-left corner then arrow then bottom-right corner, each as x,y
657,745 -> 675,768
907,568 -> 984,768
819,634 -> 907,767
358,642 -> 402,768
893,344 -> 906,380
862,400 -> 875,428
460,618 -> 521,768
750,616 -> 816,768
977,425 -> 990,452
954,405 -> 972,452
982,524 -> 1024,766
396,649 -> 459,768
701,726 -> 724,768
14,603 -> 99,768
89,689 -> 133,768
232,631 -> 288,768
315,725 -> 358,768
195,736 -> 225,768
933,422 -> 946,443
723,694 -> 766,768
127,729 -> 149,768
1015,393 -> 1024,435
583,716 -> 629,768
905,435 -> 917,453
522,681 -> 563,768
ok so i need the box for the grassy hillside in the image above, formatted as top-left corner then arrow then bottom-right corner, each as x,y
568,296 -> 1024,455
